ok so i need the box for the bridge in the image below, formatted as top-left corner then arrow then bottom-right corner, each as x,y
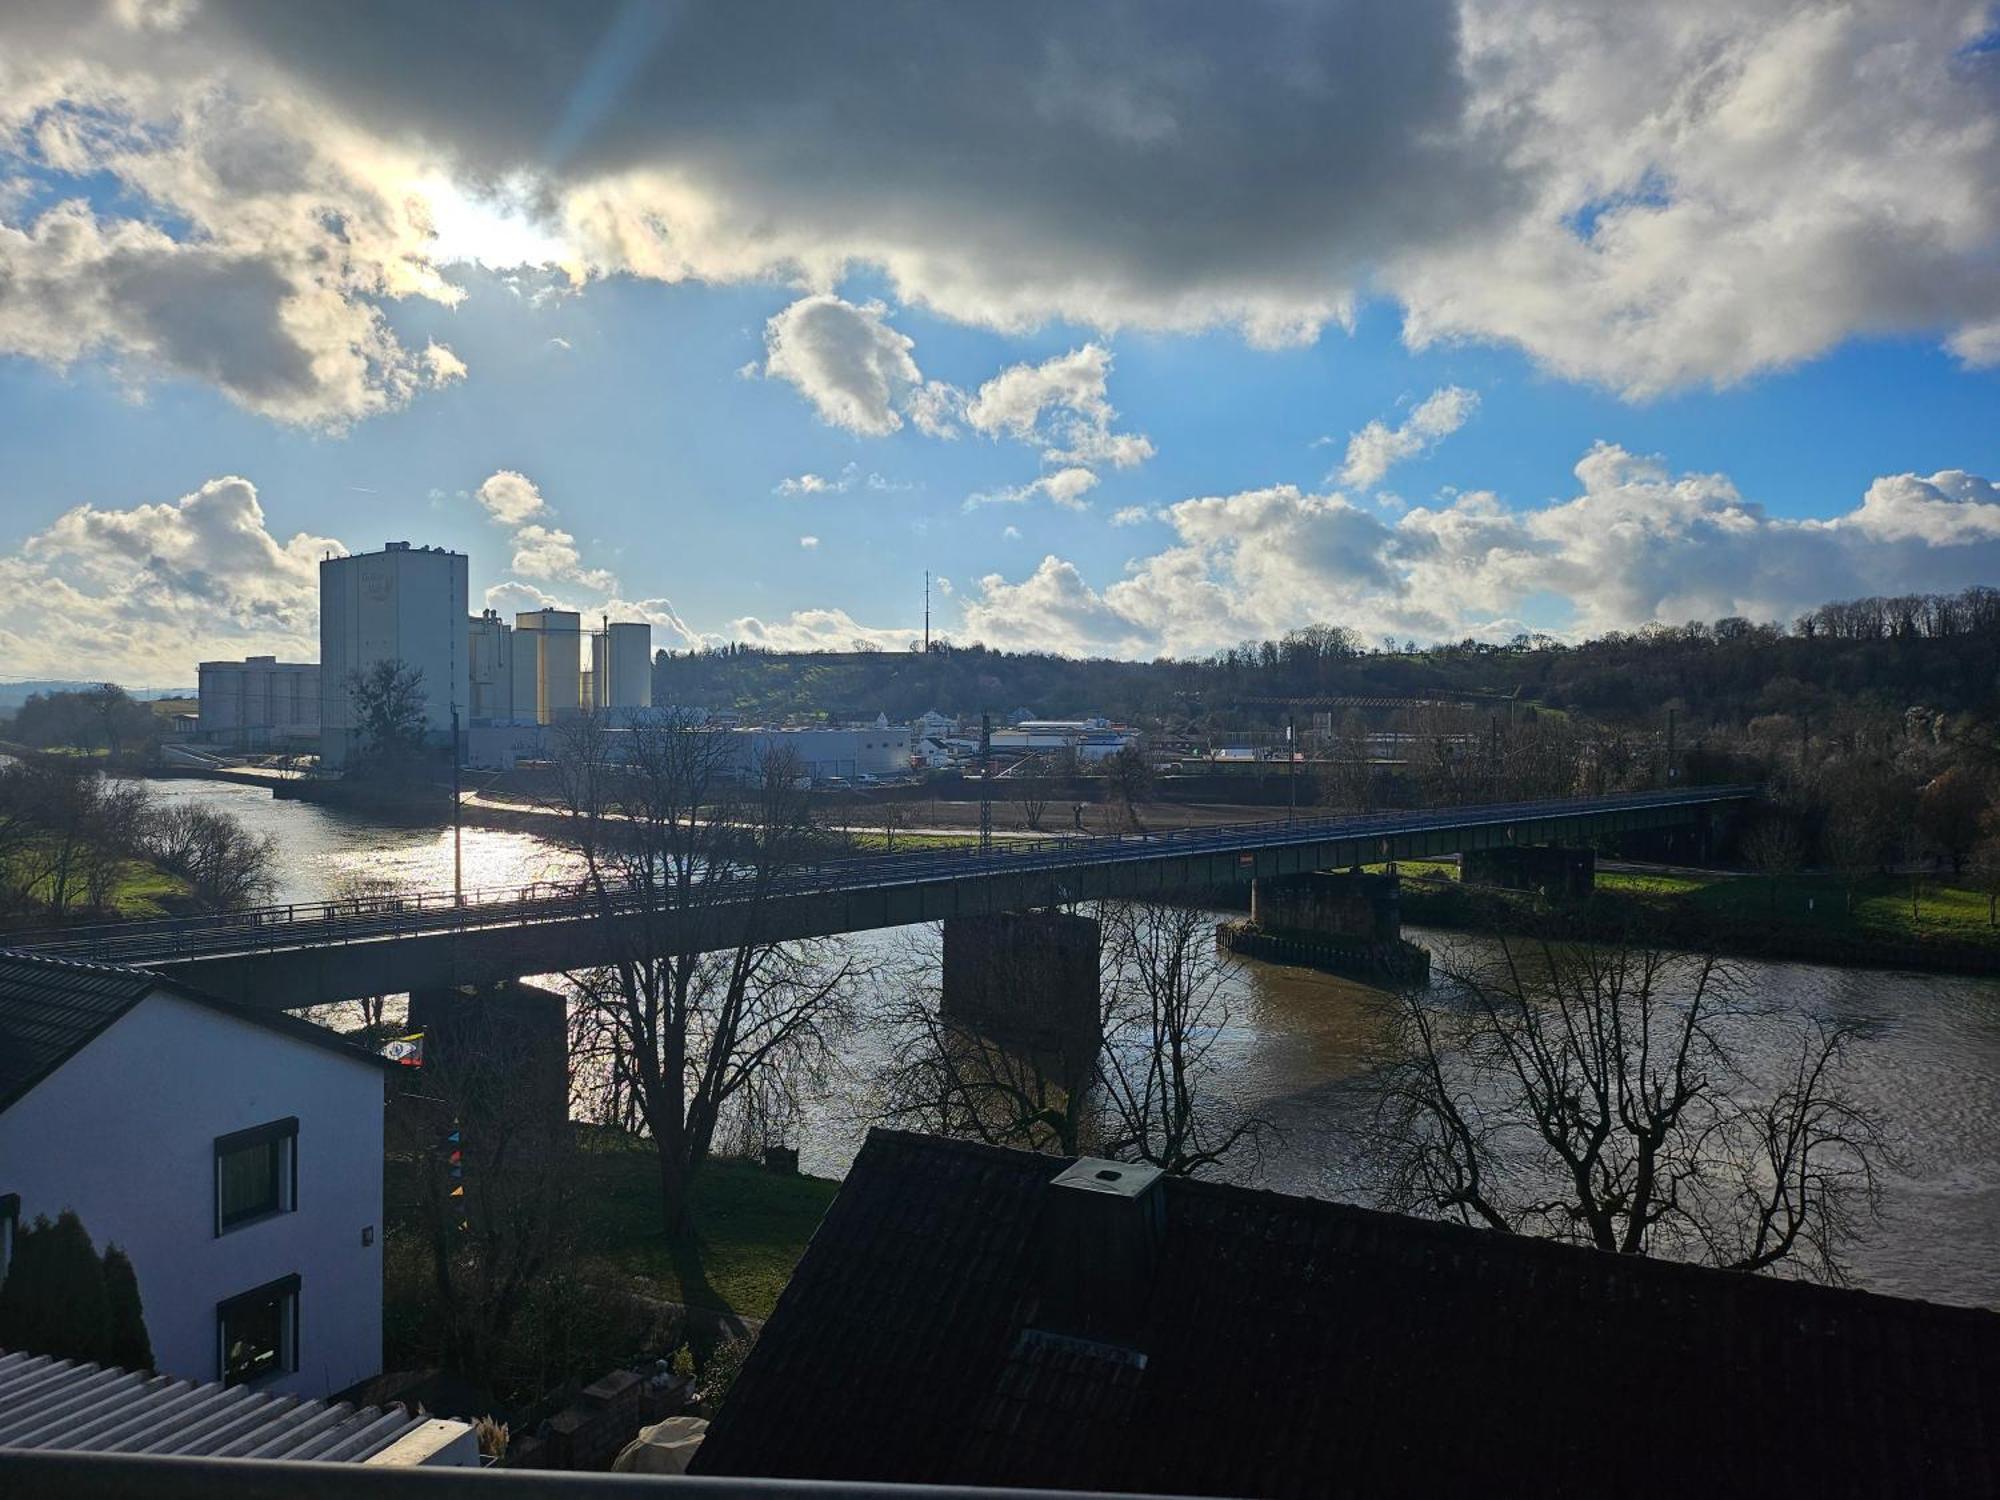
12,786 -> 1756,1007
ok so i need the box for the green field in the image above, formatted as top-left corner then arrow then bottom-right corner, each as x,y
1385,856 -> 1999,956
0,850 -> 188,921
570,1131 -> 837,1320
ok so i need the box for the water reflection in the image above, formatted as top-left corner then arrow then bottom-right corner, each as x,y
141,778 -> 2000,1309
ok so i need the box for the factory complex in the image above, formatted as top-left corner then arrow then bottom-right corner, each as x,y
191,540 -> 1140,783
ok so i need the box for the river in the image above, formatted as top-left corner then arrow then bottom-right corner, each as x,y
143,777 -> 2000,1310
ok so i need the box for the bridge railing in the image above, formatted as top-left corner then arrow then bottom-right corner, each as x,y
4,785 -> 1759,963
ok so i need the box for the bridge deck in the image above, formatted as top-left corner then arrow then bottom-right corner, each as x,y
7,786 -> 1755,1007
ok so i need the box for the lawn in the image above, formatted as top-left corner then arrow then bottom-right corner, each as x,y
0,849 -> 187,922
569,1131 -> 837,1321
1390,853 -> 1999,956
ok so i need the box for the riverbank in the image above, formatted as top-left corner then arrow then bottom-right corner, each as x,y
1391,863 -> 2000,976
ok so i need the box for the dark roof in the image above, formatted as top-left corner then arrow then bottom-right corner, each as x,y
695,1129 -> 2000,1500
0,948 -> 390,1113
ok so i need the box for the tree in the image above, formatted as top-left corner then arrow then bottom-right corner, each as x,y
1097,900 -> 1269,1176
0,1209 -> 123,1363
393,1001 -> 577,1380
1916,766 -> 1989,875
1374,938 -> 1886,1282
1102,743 -> 1153,831
548,715 -> 861,1236
1013,761 -> 1050,833
873,933 -> 1097,1158
102,1245 -> 154,1370
347,659 -> 430,776
1740,814 -> 1803,914
142,802 -> 277,910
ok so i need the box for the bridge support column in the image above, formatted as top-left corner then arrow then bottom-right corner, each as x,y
1250,870 -> 1403,945
941,909 -> 1101,1059
1462,845 -> 1595,901
1223,871 -> 1426,984
406,979 -> 569,1129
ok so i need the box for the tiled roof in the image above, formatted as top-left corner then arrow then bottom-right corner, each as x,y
0,1349 -> 450,1461
0,949 -> 388,1114
694,1129 -> 2000,1499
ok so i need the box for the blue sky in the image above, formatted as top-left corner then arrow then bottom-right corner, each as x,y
1,1 -> 1997,682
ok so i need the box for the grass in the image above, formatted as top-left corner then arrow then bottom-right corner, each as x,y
0,849 -> 188,921
568,1130 -> 837,1321
1385,854 -> 2000,956
843,829 -> 985,852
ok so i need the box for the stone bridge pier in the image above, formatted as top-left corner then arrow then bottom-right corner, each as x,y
1250,870 -> 1403,944
405,979 -> 570,1130
940,909 -> 1102,1062
1461,845 -> 1596,901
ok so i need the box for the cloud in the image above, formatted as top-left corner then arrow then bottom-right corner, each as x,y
0,475 -> 341,681
1110,505 -> 1155,527
760,294 -> 924,435
799,534 -> 819,549
965,344 -> 1153,469
727,607 -> 914,652
474,469 -> 548,525
473,468 -> 621,594
1338,385 -> 1479,490
771,461 -> 911,497
1002,525 -> 1022,540
485,577 -> 698,646
958,446 -> 2000,656
4,2 -> 1997,418
966,466 -> 1100,512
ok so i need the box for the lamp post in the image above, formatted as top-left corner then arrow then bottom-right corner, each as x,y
451,706 -> 463,905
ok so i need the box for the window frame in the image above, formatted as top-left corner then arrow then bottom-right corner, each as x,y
213,1117 -> 299,1237
216,1272 -> 300,1388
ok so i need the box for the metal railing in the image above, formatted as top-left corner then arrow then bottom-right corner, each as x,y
0,1451 -> 1197,1499
5,785 -> 1759,967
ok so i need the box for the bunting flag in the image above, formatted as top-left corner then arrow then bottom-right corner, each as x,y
450,1185 -> 464,1198
380,1032 -> 425,1067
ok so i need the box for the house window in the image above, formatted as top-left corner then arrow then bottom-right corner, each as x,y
218,1274 -> 299,1387
214,1117 -> 298,1234
0,1193 -> 17,1284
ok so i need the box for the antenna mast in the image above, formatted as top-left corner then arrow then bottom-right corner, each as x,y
924,571 -> 931,653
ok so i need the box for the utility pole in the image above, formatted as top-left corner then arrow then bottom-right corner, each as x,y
1665,706 -> 1677,785
1287,715 -> 1297,822
978,712 -> 993,854
450,705 -> 463,905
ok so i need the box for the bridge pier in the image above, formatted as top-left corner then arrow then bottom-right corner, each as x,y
405,979 -> 570,1130
1221,870 -> 1429,985
940,909 -> 1101,1059
1462,845 -> 1595,901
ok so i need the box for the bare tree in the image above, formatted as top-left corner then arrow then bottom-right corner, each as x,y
1102,743 -> 1152,831
142,802 -> 278,910
1097,899 -> 1269,1176
1013,762 -> 1050,833
1741,815 -> 1803,914
391,1010 -> 576,1382
1373,937 -> 1887,1282
875,797 -> 914,853
872,934 -> 1094,1158
547,715 -> 862,1235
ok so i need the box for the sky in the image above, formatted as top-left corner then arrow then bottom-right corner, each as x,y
1,1 -> 1998,686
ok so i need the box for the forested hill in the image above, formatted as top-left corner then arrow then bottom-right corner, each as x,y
654,587 -> 2000,732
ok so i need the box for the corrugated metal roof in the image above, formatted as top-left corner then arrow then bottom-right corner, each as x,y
0,1350 -> 432,1462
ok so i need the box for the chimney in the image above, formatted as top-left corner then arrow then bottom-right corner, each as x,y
1036,1157 -> 1166,1345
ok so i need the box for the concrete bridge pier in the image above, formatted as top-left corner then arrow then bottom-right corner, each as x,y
1462,845 -> 1595,901
940,909 -> 1102,1061
406,979 -> 570,1129
1250,870 -> 1403,945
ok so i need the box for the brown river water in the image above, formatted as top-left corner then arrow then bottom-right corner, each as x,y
145,778 -> 2000,1310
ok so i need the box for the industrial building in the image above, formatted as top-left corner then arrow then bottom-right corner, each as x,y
511,609 -> 584,725
318,543 -> 469,770
194,656 -> 319,748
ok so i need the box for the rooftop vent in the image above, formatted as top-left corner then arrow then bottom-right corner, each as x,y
1037,1157 -> 1166,1345
384,540 -> 411,551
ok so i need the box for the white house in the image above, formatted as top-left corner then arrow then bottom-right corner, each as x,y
0,951 -> 389,1399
